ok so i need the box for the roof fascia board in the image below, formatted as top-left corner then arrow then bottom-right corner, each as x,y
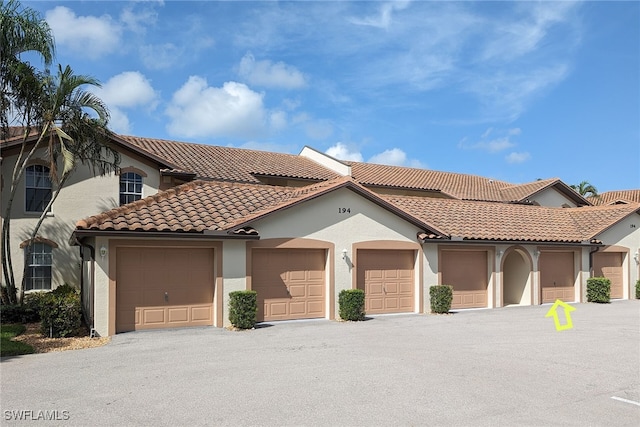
299,146 -> 351,176
70,229 -> 260,242
425,238 -> 601,246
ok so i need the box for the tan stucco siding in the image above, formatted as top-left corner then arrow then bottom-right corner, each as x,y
252,188 -> 423,317
531,188 -> 578,208
1,149 -> 160,294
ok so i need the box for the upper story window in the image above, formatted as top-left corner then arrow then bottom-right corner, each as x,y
120,172 -> 143,205
25,165 -> 52,212
25,242 -> 53,291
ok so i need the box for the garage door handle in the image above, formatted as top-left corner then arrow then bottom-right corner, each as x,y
164,292 -> 169,302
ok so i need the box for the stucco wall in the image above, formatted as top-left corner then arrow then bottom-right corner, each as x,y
532,188 -> 577,207
252,188 -> 423,316
1,147 -> 160,295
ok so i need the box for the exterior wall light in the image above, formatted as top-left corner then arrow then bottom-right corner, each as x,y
342,249 -> 348,260
100,246 -> 107,258
634,251 -> 639,264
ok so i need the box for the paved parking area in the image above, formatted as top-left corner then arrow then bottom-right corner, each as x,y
2,301 -> 639,426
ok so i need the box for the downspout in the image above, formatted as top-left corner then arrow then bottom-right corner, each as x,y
74,236 -> 96,337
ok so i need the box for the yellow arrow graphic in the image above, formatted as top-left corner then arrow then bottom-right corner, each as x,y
545,299 -> 576,331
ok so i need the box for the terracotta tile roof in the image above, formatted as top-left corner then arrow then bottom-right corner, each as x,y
119,135 -> 339,183
75,180 -> 300,233
381,194 -> 640,243
590,190 -> 640,205
76,175 -> 639,244
75,176 -> 447,237
348,162 -> 512,200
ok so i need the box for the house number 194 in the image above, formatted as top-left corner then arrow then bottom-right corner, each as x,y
338,208 -> 351,213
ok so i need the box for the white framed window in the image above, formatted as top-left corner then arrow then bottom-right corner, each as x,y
25,165 -> 52,212
119,172 -> 143,205
25,242 -> 53,291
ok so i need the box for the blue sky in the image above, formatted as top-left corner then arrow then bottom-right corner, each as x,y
25,1 -> 639,191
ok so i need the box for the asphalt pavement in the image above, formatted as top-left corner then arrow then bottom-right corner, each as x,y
1,301 -> 639,426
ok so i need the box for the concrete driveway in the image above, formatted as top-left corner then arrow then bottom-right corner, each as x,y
1,301 -> 639,426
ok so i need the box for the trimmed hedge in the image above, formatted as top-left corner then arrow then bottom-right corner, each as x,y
636,280 -> 640,300
430,285 -> 453,314
587,277 -> 610,303
339,289 -> 365,321
229,290 -> 257,329
40,286 -> 82,338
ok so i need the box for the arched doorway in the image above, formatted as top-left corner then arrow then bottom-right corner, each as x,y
503,249 -> 531,306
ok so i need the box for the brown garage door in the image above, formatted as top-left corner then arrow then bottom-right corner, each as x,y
252,249 -> 325,321
441,250 -> 488,309
357,250 -> 414,314
593,252 -> 624,299
116,247 -> 215,333
540,251 -> 575,303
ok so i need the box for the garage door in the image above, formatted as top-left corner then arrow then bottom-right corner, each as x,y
357,250 -> 414,314
441,250 -> 488,309
539,251 -> 575,303
116,247 -> 214,333
593,252 -> 624,299
252,249 -> 325,321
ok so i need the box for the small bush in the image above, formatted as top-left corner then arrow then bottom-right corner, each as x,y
40,289 -> 82,338
229,290 -> 257,329
22,292 -> 49,322
430,285 -> 453,314
0,305 -> 26,323
587,277 -> 610,303
636,280 -> 640,299
52,283 -> 77,296
339,289 -> 365,321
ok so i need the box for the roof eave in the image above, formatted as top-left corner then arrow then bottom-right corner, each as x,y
70,229 -> 260,243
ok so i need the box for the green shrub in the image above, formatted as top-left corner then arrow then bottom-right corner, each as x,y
636,280 -> 640,299
0,305 -> 26,323
22,292 -> 49,322
430,285 -> 453,314
52,283 -> 77,296
338,289 -> 365,321
587,277 -> 610,303
39,289 -> 82,338
229,290 -> 257,329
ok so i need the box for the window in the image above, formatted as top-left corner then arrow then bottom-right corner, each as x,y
119,172 -> 143,205
25,165 -> 52,212
25,243 -> 53,291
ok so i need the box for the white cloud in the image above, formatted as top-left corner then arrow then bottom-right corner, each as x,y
91,72 -> 158,134
95,72 -> 158,109
165,77 -> 270,139
459,128 -> 521,153
45,6 -> 121,59
506,152 -> 531,164
325,143 -> 364,162
140,43 -> 183,70
120,5 -> 159,34
325,143 -> 425,168
238,53 -> 306,89
350,1 -> 412,29
369,148 -> 407,166
269,111 -> 288,132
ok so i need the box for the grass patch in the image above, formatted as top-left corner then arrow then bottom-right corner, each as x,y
1,324 -> 35,357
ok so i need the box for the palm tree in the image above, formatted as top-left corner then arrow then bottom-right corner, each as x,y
0,0 -> 55,138
570,181 -> 599,198
2,64 -> 121,304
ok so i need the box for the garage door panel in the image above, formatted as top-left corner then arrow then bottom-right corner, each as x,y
116,247 -> 215,333
593,252 -> 623,299
540,252 -> 575,303
442,251 -> 488,309
358,249 -> 415,315
143,308 -> 165,324
167,307 -> 188,323
253,249 -> 326,322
